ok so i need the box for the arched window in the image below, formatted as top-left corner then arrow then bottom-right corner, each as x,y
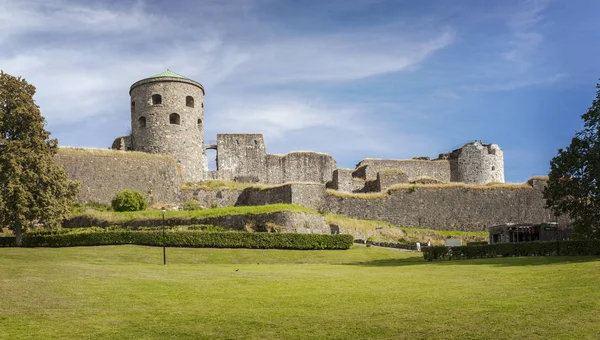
197,118 -> 202,129
492,166 -> 495,171
169,113 -> 180,125
152,94 -> 162,105
131,101 -> 135,112
138,116 -> 146,128
186,96 -> 194,108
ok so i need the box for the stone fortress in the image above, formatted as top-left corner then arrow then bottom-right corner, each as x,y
111,70 -> 505,193
56,70 -> 563,233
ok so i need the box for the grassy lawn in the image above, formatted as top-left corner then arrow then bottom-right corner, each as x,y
1,246 -> 599,339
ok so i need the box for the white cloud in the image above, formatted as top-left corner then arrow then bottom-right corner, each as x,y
503,0 -> 550,68
0,0 -> 159,41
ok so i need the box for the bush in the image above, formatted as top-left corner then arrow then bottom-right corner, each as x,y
183,200 -> 203,211
423,240 -> 600,261
20,231 -> 354,250
466,241 -> 488,246
0,237 -> 16,247
111,190 -> 147,212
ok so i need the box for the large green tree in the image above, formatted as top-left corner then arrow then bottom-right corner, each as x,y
0,71 -> 79,245
544,82 -> 600,239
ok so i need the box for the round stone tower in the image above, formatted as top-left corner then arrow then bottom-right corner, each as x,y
456,141 -> 504,184
129,70 -> 207,182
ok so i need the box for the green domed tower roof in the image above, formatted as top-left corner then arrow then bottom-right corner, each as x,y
130,69 -> 204,94
147,69 -> 190,79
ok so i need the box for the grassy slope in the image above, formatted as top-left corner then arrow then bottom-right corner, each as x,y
68,204 -> 486,243
77,204 -> 315,222
1,246 -> 599,339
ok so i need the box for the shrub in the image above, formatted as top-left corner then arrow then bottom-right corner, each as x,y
0,237 -> 16,247
466,241 -> 488,246
423,240 -> 600,261
20,231 -> 354,250
183,200 -> 203,211
111,190 -> 147,212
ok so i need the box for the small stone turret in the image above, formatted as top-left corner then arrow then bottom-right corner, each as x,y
128,70 -> 207,182
455,141 -> 504,184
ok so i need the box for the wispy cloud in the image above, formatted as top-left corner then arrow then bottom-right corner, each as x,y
503,0 -> 550,69
0,0 -> 159,41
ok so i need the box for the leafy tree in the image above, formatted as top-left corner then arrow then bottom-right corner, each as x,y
0,71 -> 79,245
544,82 -> 600,239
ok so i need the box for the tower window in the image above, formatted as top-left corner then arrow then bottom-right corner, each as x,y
131,101 -> 135,112
169,113 -> 180,125
202,103 -> 204,108
186,96 -> 194,108
152,94 -> 162,105
197,118 -> 202,129
138,116 -> 146,128
253,140 -> 258,145
235,139 -> 239,145
492,166 -> 496,171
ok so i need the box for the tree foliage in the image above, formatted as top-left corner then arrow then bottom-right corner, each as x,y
544,82 -> 600,239
0,71 -> 79,245
111,190 -> 147,212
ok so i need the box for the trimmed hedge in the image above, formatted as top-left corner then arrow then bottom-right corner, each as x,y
0,237 -> 16,247
21,231 -> 354,250
423,240 -> 600,261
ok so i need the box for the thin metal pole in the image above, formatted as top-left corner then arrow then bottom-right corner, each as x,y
163,211 -> 166,265
555,214 -> 559,256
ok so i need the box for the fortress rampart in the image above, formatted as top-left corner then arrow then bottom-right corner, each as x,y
55,148 -> 181,204
213,134 -> 336,184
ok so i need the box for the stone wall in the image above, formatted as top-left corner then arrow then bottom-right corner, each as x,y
266,152 -> 336,184
330,169 -> 368,192
216,134 -> 266,182
56,148 -> 182,204
323,180 -> 557,232
181,188 -> 242,208
354,159 -> 451,182
233,183 -> 326,211
376,170 -> 409,191
215,134 -> 336,185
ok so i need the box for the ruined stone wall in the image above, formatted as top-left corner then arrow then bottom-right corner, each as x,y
354,159 -> 451,182
216,134 -> 266,182
330,169 -> 364,192
265,152 -> 336,184
55,148 -> 181,204
181,189 -> 242,208
323,180 -> 553,232
215,134 -> 336,185
376,170 -> 409,191
456,143 -> 505,184
130,77 -> 206,182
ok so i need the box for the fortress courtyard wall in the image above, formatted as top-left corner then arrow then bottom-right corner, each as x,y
55,148 -> 181,204
323,180 -> 554,232
354,159 -> 451,182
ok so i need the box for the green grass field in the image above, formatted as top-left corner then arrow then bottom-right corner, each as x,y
1,246 -> 599,339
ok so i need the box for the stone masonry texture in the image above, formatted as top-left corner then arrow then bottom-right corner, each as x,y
129,77 -> 206,182
55,149 -> 181,204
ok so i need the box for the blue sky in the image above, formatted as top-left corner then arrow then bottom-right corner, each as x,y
1,0 -> 598,182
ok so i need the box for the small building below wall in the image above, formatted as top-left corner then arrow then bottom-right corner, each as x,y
489,222 -> 558,244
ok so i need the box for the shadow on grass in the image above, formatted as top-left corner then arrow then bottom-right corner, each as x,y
345,255 -> 600,267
